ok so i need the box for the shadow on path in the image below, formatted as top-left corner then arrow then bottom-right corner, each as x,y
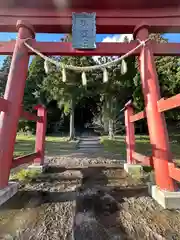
0,161 -> 149,240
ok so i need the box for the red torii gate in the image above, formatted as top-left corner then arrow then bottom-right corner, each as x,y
0,0 -> 180,208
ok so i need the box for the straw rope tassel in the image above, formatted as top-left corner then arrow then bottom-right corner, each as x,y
44,59 -> 49,74
62,65 -> 66,82
24,38 -> 149,73
121,59 -> 127,75
103,68 -> 108,83
82,72 -> 87,86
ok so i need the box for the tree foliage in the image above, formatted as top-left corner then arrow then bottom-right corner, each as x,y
18,33 -> 180,136
133,34 -> 180,123
93,36 -> 137,137
41,35 -> 97,138
24,56 -> 47,111
0,56 -> 12,96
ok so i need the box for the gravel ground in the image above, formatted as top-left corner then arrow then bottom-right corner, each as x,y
0,154 -> 180,240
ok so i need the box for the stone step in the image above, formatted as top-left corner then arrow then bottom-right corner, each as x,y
78,136 -> 102,152
80,139 -> 100,142
79,140 -> 100,143
78,144 -> 102,146
79,146 -> 102,149
79,142 -> 102,145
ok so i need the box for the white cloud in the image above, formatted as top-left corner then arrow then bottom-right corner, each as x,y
102,34 -> 133,43
93,34 -> 133,63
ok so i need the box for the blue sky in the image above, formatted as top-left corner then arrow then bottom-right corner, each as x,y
0,32 -> 180,66
0,33 -> 112,66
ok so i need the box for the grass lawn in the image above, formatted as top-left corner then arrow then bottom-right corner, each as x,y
101,134 -> 180,163
14,134 -> 79,157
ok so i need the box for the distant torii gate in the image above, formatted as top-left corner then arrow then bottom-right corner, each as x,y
0,3 -> 180,208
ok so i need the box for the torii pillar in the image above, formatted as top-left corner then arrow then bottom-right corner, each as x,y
134,24 -> 180,209
0,20 -> 34,206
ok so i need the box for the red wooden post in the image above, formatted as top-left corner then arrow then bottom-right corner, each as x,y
34,105 -> 47,165
134,24 -> 177,191
125,101 -> 135,164
0,20 -> 35,189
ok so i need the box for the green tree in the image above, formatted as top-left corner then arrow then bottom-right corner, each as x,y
94,36 -> 136,138
43,57 -> 96,139
19,56 -> 47,133
133,34 -> 180,124
42,35 -> 96,139
24,56 -> 47,111
0,56 -> 12,96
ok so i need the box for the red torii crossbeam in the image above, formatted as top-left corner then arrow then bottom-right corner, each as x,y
0,7 -> 180,33
0,0 -> 180,209
0,41 -> 180,56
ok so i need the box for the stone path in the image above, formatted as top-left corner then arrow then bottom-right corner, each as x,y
78,135 -> 103,152
75,134 -> 124,162
1,135 -> 180,239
